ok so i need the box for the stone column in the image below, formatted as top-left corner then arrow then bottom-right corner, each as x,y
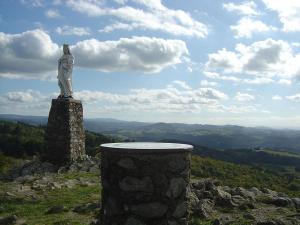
100,142 -> 193,225
44,98 -> 85,165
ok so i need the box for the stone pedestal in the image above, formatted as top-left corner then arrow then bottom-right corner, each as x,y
100,142 -> 193,225
44,98 -> 85,165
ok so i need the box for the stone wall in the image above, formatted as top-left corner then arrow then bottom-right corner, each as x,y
44,98 -> 85,165
100,145 -> 192,225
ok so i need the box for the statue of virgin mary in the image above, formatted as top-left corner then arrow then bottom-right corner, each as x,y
58,44 -> 74,98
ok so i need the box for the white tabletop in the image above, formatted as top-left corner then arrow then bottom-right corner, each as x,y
101,142 -> 193,151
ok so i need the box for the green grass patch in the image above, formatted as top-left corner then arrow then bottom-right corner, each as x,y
0,184 -> 101,225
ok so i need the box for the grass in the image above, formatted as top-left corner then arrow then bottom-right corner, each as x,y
0,173 -> 101,225
191,155 -> 300,197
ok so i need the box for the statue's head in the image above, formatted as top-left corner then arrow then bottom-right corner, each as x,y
63,44 -> 71,55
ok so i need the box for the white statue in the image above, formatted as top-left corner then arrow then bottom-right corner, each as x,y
58,44 -> 74,98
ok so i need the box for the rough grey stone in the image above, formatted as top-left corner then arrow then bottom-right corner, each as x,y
73,203 -> 100,213
124,217 -> 145,225
292,198 -> 300,209
168,155 -> 187,172
44,99 -> 85,166
0,215 -> 18,225
166,178 -> 186,198
119,176 -> 153,192
131,202 -> 168,218
168,221 -> 179,225
213,187 -> 237,208
100,145 -> 191,225
46,205 -> 66,214
117,158 -> 136,169
193,199 -> 214,219
232,187 -> 256,200
173,202 -> 187,218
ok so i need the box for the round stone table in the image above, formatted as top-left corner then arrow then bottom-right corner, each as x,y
100,142 -> 193,225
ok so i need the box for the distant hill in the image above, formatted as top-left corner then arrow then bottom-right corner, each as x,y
1,114 -> 300,152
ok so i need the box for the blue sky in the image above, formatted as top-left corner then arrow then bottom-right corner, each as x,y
0,0 -> 300,128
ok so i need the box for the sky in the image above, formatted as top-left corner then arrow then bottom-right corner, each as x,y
0,0 -> 300,128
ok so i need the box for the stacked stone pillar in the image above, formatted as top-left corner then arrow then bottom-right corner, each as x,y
100,142 -> 193,225
44,98 -> 85,165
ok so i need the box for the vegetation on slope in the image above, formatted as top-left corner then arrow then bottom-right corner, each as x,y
191,156 -> 300,197
0,120 -> 118,158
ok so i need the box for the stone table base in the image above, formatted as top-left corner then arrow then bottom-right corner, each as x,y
100,142 -> 193,225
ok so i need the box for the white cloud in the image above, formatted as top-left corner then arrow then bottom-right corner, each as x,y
243,77 -> 274,84
200,80 -> 218,87
262,0 -> 300,32
286,94 -> 300,102
2,89 -> 50,103
205,38 -> 300,80
234,92 -> 255,102
75,85 -> 228,113
278,79 -> 292,85
169,80 -> 191,90
20,0 -> 44,7
203,71 -> 241,82
223,1 -> 259,16
225,105 -> 257,113
272,95 -> 282,100
203,71 -> 275,85
45,9 -> 61,18
0,29 -> 59,80
72,36 -> 188,73
99,22 -> 135,33
230,17 -> 277,38
56,26 -> 90,36
0,84 -> 229,115
0,89 -> 52,115
0,29 -> 188,79
292,42 -> 300,47
66,0 -> 208,38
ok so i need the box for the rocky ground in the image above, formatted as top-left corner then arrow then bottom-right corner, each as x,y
0,157 -> 299,225
190,179 -> 300,225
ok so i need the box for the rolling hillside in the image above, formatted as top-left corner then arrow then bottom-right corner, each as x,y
1,114 -> 300,152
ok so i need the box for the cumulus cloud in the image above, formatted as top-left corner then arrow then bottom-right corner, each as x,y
234,92 -> 255,102
286,94 -> 300,102
45,9 -> 61,18
20,0 -> 44,7
168,80 -> 191,90
56,26 -> 90,36
200,80 -> 218,87
230,17 -> 277,38
203,71 -> 241,82
0,84 -> 229,115
205,38 -> 300,80
99,22 -> 135,33
272,95 -> 282,100
72,36 -> 188,73
81,85 -> 228,113
223,1 -> 259,16
0,29 -> 59,79
262,0 -> 300,32
203,71 -> 276,85
243,77 -> 274,85
2,89 -> 47,103
66,0 -> 208,38
0,29 -> 188,79
278,79 -> 292,85
0,89 -> 52,115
